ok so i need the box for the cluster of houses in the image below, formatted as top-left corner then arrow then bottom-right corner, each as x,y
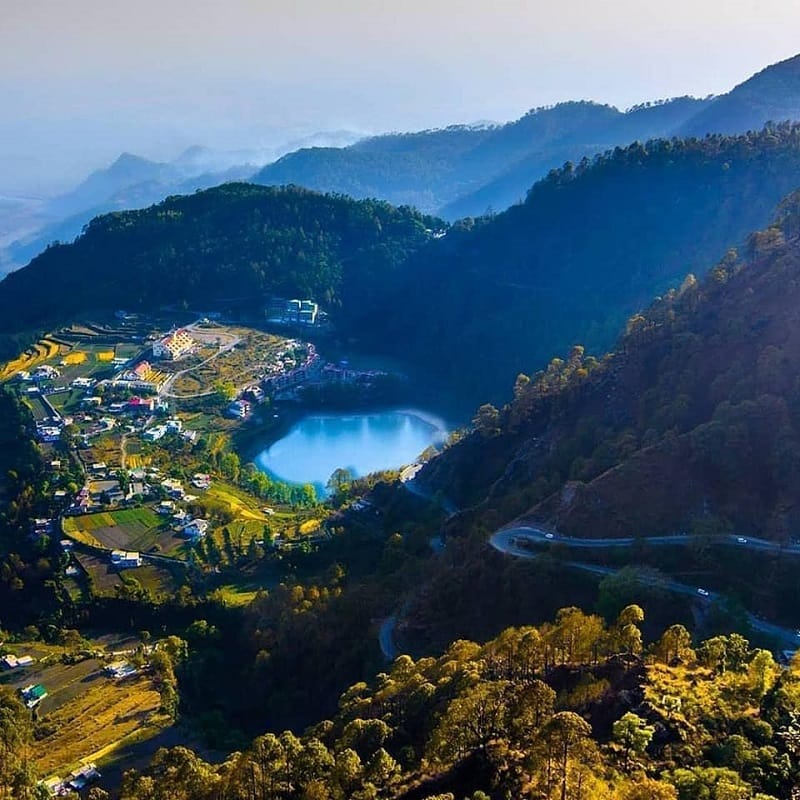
36,413 -> 69,444
157,501 -> 209,539
153,474 -> 211,539
261,343 -> 322,395
67,463 -> 194,516
16,364 -> 61,383
41,764 -> 100,796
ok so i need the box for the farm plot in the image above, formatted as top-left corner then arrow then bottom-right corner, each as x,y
73,552 -> 124,593
65,508 -> 187,557
32,672 -> 164,776
73,550 -> 180,598
0,337 -> 61,380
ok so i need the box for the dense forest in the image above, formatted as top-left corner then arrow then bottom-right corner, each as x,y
371,123 -> 800,403
0,183 -> 442,349
253,99 -> 709,218
8,609 -> 800,800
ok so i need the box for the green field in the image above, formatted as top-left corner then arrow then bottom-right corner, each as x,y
64,507 -> 188,557
68,508 -> 161,531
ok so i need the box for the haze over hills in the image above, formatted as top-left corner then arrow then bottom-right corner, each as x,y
681,53 -> 800,137
253,54 -> 800,220
0,131 -> 364,273
253,98 -> 710,218
7,53 -> 800,278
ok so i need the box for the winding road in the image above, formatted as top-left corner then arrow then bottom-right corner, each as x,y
491,526 -> 800,557
489,527 -> 800,649
379,480 -> 800,659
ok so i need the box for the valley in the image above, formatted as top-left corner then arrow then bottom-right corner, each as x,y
7,24 -> 800,800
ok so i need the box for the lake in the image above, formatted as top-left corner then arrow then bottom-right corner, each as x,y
254,409 -> 449,492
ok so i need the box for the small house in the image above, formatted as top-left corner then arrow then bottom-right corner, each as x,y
110,550 -> 141,569
227,399 -> 251,419
20,683 -> 48,708
183,519 -> 209,539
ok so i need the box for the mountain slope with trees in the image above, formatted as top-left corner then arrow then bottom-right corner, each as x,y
253,99 -> 709,218
8,128 -> 800,409
0,183 -> 442,346
421,190 -> 800,552
682,53 -> 800,138
371,124 -> 800,404
34,612 -> 800,800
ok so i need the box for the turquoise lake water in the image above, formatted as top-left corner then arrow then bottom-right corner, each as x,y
254,409 -> 448,492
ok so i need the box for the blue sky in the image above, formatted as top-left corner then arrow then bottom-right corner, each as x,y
2,0 -> 800,194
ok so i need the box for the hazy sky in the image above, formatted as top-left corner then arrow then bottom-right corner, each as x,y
3,0 -> 800,195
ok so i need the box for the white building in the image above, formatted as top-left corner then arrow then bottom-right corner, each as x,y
143,425 -> 167,442
152,329 -> 194,360
227,399 -> 251,419
183,519 -> 209,539
110,550 -> 141,568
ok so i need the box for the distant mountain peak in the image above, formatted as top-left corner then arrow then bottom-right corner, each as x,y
112,152 -> 158,168
681,52 -> 800,137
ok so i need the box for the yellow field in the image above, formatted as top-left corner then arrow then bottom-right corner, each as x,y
62,518 -> 105,548
61,351 -> 87,365
96,351 -> 115,362
299,519 -> 321,535
0,337 -> 61,380
32,674 -> 164,775
207,484 -> 267,521
125,454 -> 152,469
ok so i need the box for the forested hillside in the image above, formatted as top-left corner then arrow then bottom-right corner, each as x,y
0,183 -> 441,346
8,129 -> 800,407
682,53 -> 800,138
253,99 -> 709,218
374,124 -> 800,403
15,612 -> 798,800
421,189 -> 800,549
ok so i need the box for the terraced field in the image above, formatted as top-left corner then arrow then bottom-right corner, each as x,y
64,507 -> 187,557
0,643 -> 167,778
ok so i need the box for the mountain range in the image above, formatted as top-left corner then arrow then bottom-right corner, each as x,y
0,131 -> 363,272
254,54 -> 800,220
8,50 -> 800,800
7,124 -> 800,410
6,53 -> 800,278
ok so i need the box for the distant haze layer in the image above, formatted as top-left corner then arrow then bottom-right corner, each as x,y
2,0 -> 800,194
